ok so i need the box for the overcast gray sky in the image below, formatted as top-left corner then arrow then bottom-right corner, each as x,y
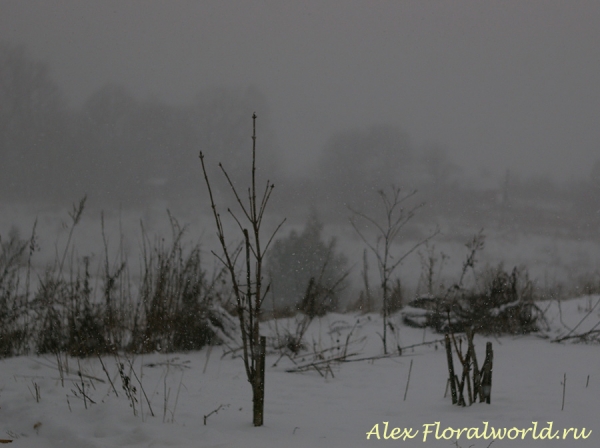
2,0 -> 599,184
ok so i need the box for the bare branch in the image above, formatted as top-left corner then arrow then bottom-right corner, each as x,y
349,218 -> 383,263
263,218 -> 287,254
348,206 -> 386,236
219,162 -> 252,222
389,227 -> 440,272
258,183 -> 275,227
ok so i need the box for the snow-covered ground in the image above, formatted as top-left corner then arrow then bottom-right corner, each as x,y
1,296 -> 599,447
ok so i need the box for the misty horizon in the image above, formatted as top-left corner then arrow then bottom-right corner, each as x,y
2,1 -> 600,185
1,2 -> 600,300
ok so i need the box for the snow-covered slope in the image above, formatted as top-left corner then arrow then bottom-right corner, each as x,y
1,297 -> 599,447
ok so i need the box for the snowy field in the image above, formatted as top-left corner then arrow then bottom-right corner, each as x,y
1,296 -> 599,448
2,200 -> 599,299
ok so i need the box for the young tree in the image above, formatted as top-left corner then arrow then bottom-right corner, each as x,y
350,185 -> 437,354
199,114 -> 283,427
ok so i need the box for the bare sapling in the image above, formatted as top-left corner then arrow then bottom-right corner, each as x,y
350,185 -> 438,354
199,113 -> 284,427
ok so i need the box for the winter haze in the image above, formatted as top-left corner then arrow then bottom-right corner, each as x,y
3,1 -> 600,178
2,3 -> 600,446
1,1 -> 600,294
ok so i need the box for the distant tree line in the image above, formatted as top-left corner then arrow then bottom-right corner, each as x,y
1,41 -> 599,237
0,42 -> 278,206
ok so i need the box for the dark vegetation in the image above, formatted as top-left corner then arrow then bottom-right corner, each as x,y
403,232 -> 545,336
266,211 -> 349,317
0,198 -> 234,359
0,191 -> 568,365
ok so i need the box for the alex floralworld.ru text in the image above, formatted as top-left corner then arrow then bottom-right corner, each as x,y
366,421 -> 591,442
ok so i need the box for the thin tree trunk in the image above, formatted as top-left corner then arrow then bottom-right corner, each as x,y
253,336 -> 266,426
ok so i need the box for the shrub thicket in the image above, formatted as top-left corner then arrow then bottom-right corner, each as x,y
0,205 -> 231,358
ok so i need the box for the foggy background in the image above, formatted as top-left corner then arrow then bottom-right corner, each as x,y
1,1 -> 600,300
